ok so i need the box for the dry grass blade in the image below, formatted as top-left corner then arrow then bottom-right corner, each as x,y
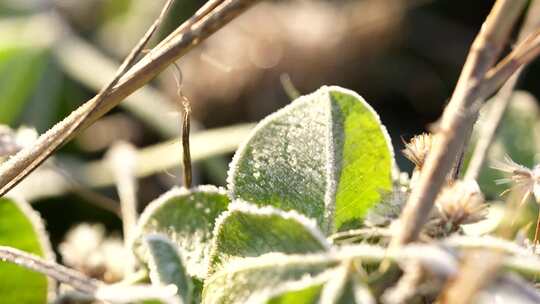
393,0 -> 532,246
438,250 -> 503,304
465,0 -> 540,180
0,0 -> 259,197
0,246 -> 100,295
181,101 -> 192,188
171,62 -> 193,188
0,0 -> 175,196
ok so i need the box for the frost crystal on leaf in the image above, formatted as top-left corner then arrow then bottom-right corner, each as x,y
228,86 -> 394,234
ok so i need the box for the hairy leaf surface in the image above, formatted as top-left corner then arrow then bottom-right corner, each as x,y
228,86 -> 393,233
0,197 -> 53,303
203,248 -> 380,304
203,253 -> 338,304
133,186 -> 230,279
145,234 -> 193,304
208,202 -> 329,275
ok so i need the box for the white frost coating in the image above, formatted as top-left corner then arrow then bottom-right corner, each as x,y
319,261 -> 350,303
227,85 -> 395,234
208,244 -> 388,278
323,87 -> 338,234
132,185 -> 228,279
226,86 -> 328,200
219,200 -> 330,248
206,200 -> 331,276
131,185 -> 226,248
144,233 -> 184,288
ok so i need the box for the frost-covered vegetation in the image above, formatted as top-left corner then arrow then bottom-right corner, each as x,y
3,0 -> 540,303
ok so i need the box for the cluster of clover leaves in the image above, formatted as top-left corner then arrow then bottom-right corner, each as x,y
3,85 -> 540,304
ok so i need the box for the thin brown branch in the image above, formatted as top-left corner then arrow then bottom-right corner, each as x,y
0,0 -> 175,197
0,246 -> 100,295
171,62 -> 193,188
181,100 -> 192,188
438,250 -> 503,304
156,0 -> 224,49
0,0 -> 259,197
465,0 -> 540,180
392,0 -> 529,246
482,30 -> 540,95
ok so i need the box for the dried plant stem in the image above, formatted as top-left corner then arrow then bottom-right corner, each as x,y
0,0 -> 174,196
55,33 -> 180,137
439,250 -> 503,304
171,62 -> 193,188
464,78 -> 519,180
0,0 -> 259,197
393,0 -> 531,246
181,101 -> 192,188
465,0 -> 540,180
0,246 -> 100,294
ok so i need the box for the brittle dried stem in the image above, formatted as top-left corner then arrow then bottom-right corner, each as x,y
171,63 -> 193,188
393,0 -> 530,246
438,250 -> 503,304
181,101 -> 192,188
0,0 -> 259,197
0,0 -> 175,196
0,246 -> 100,295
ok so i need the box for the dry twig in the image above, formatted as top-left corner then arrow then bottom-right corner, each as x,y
0,0 -> 259,197
393,0 -> 535,246
438,250 -> 503,304
171,63 -> 193,188
0,246 -> 99,294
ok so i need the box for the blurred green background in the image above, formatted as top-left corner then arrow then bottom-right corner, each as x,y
1,0 -> 538,251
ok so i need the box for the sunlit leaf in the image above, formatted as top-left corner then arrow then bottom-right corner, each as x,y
0,196 -> 54,303
228,86 -> 393,234
133,186 -> 230,279
203,249 -> 378,304
202,253 -> 338,304
208,202 -> 329,275
266,283 -> 323,304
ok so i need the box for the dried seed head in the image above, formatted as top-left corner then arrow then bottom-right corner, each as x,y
402,133 -> 433,169
492,155 -> 540,205
427,180 -> 487,236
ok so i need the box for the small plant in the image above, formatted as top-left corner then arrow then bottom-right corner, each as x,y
1,84 -> 540,303
4,0 -> 540,303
